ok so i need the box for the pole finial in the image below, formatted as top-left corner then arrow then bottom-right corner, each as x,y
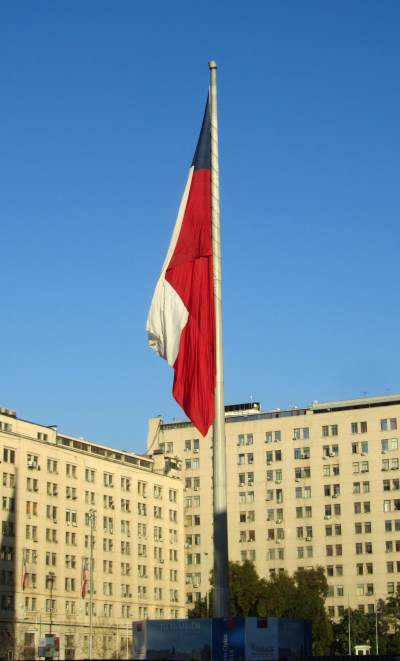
208,60 -> 217,70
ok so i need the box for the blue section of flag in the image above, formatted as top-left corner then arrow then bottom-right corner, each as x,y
192,96 -> 211,170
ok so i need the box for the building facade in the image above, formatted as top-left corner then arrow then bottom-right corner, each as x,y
0,408 -> 185,660
147,394 -> 400,619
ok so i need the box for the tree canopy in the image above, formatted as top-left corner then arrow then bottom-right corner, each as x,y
332,588 -> 400,655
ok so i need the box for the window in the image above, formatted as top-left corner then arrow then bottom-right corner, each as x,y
381,418 -> 397,432
24,521 -> 37,542
26,453 -> 39,470
47,459 -> 58,473
355,501 -> 370,514
294,447 -> 310,460
65,509 -> 77,526
2,496 -> 15,512
238,434 -> 254,446
136,481 -> 147,499
65,577 -> 76,592
65,532 -> 77,546
121,562 -> 131,576
295,466 -> 311,479
46,482 -> 57,496
265,430 -> 281,443
121,541 -> 130,555
293,427 -> 310,440
104,472 -> 114,487
0,419 -> 12,433
121,520 -> 130,537
66,463 -> 77,479
121,499 -> 131,512
2,472 -> 15,488
323,444 -> 339,458
296,486 -> 312,499
25,598 -> 37,613
322,425 -> 338,437
85,469 -> 95,483
65,600 -> 76,615
66,486 -> 77,500
85,490 -> 95,505
45,528 -> 57,543
138,502 -> 147,516
351,421 -> 368,434
103,603 -> 113,620
3,448 -> 15,463
121,477 -> 131,492
26,549 -> 38,564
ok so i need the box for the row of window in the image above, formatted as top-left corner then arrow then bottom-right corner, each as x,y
237,420 -> 396,446
236,446 -> 400,465
1,416 -> 398,460
22,596 -> 180,617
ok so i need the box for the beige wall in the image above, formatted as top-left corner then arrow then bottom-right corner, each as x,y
2,392 -> 399,659
0,410 -> 185,660
147,394 -> 400,620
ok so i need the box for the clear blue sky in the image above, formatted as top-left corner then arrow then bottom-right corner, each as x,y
1,1 -> 400,452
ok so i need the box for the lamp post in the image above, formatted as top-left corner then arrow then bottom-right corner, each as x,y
204,552 -> 209,616
48,572 -> 55,634
88,509 -> 96,661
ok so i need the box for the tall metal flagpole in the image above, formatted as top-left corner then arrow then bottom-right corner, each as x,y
209,60 -> 230,617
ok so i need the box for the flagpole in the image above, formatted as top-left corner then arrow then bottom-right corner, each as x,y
209,59 -> 230,618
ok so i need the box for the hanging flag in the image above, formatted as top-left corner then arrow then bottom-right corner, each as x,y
81,558 -> 89,599
146,97 -> 215,436
21,549 -> 28,590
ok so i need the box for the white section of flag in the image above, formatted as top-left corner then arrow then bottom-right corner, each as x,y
146,168 -> 193,366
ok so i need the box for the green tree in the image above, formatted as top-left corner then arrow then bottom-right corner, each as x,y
188,596 -> 209,618
292,567 -> 332,655
229,560 -> 265,616
377,587 -> 400,654
258,571 -> 298,618
331,608 -> 382,655
258,567 -> 332,654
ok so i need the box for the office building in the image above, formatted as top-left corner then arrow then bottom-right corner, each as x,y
0,407 -> 185,660
147,394 -> 400,619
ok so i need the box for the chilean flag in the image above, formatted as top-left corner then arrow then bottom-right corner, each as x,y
81,558 -> 89,599
22,550 -> 28,590
146,97 -> 215,436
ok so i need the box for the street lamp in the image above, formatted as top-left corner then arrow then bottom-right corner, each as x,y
88,509 -> 96,661
204,553 -> 209,616
48,572 -> 55,634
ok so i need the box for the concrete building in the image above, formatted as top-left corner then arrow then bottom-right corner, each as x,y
2,392 -> 400,658
147,394 -> 400,619
0,407 -> 185,660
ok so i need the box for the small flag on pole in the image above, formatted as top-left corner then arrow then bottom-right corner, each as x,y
146,97 -> 215,436
81,558 -> 89,599
21,549 -> 28,590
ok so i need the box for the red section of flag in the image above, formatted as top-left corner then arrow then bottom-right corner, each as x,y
22,557 -> 28,590
166,169 -> 215,436
81,561 -> 88,599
